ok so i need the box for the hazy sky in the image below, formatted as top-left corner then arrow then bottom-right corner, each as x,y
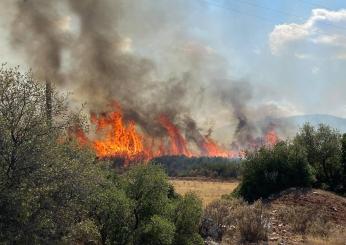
1,0 -> 346,118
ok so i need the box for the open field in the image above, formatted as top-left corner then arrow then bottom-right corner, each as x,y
170,178 -> 239,206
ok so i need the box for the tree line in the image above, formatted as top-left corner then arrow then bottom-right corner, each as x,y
152,155 -> 242,179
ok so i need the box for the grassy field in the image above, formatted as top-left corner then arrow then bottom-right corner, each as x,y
170,178 -> 239,206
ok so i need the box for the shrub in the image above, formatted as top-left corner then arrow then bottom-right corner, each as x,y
140,215 -> 176,245
67,219 -> 101,244
277,206 -> 332,237
202,198 -> 269,243
294,124 -> 344,192
237,141 -> 314,201
93,165 -> 204,245
201,198 -> 244,241
237,201 -> 269,243
174,193 -> 203,245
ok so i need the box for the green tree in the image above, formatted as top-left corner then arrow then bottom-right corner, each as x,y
341,133 -> 346,192
0,66 -> 99,243
124,165 -> 170,234
174,193 -> 204,245
237,141 -> 314,201
91,184 -> 134,245
140,215 -> 176,245
294,124 -> 343,191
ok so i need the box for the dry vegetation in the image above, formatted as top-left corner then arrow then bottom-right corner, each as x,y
170,178 -> 239,206
172,178 -> 346,244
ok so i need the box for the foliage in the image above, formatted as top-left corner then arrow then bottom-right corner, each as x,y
124,164 -> 170,226
93,165 -> 204,245
237,141 -> 314,201
294,124 -> 343,191
140,215 -> 176,245
153,155 -> 242,179
173,193 -> 203,245
91,184 -> 134,244
0,66 -> 100,243
341,133 -> 346,192
0,66 -> 204,245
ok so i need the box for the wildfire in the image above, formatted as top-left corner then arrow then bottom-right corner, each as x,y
72,103 -> 278,161
265,129 -> 278,147
201,136 -> 241,158
90,108 -> 144,159
158,115 -> 192,157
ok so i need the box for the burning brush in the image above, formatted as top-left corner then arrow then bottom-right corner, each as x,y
71,103 -> 278,163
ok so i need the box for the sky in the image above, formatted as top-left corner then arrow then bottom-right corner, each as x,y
1,0 -> 346,119
191,0 -> 346,118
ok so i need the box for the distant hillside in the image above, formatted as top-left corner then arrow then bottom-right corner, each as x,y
276,114 -> 346,133
213,114 -> 346,141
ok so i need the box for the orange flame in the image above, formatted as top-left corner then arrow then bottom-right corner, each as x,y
158,115 -> 192,157
90,108 -> 144,159
73,127 -> 89,146
201,136 -> 241,158
265,129 -> 278,147
72,104 -> 260,161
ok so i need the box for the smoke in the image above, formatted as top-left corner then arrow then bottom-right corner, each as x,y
11,0 -> 67,82
8,0 -> 290,149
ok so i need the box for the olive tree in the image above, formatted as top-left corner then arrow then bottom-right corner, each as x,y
294,124 -> 343,191
0,66 -> 99,243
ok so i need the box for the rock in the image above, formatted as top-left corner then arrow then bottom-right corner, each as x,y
269,236 -> 279,241
204,237 -> 220,245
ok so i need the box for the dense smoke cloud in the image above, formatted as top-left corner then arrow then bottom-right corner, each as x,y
11,0 -> 66,82
8,0 -> 289,148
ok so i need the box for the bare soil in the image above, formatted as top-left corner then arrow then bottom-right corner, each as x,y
266,188 -> 346,244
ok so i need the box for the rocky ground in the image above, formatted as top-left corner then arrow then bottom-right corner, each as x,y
204,188 -> 346,245
266,188 -> 346,244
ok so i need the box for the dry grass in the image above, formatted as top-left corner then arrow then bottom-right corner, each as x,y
305,229 -> 346,245
170,178 -> 239,206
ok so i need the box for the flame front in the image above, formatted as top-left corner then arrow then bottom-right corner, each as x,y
90,109 -> 144,159
158,115 -> 192,157
201,137 -> 241,158
73,104 -> 277,161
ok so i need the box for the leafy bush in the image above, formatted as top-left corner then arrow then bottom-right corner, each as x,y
89,164 -> 204,245
140,215 -> 176,245
174,193 -> 204,245
294,124 -> 344,191
237,141 -> 314,201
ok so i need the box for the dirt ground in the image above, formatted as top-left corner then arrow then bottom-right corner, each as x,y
266,188 -> 346,245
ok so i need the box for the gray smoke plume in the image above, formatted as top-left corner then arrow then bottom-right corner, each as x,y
8,0 -> 290,149
11,0 -> 66,82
